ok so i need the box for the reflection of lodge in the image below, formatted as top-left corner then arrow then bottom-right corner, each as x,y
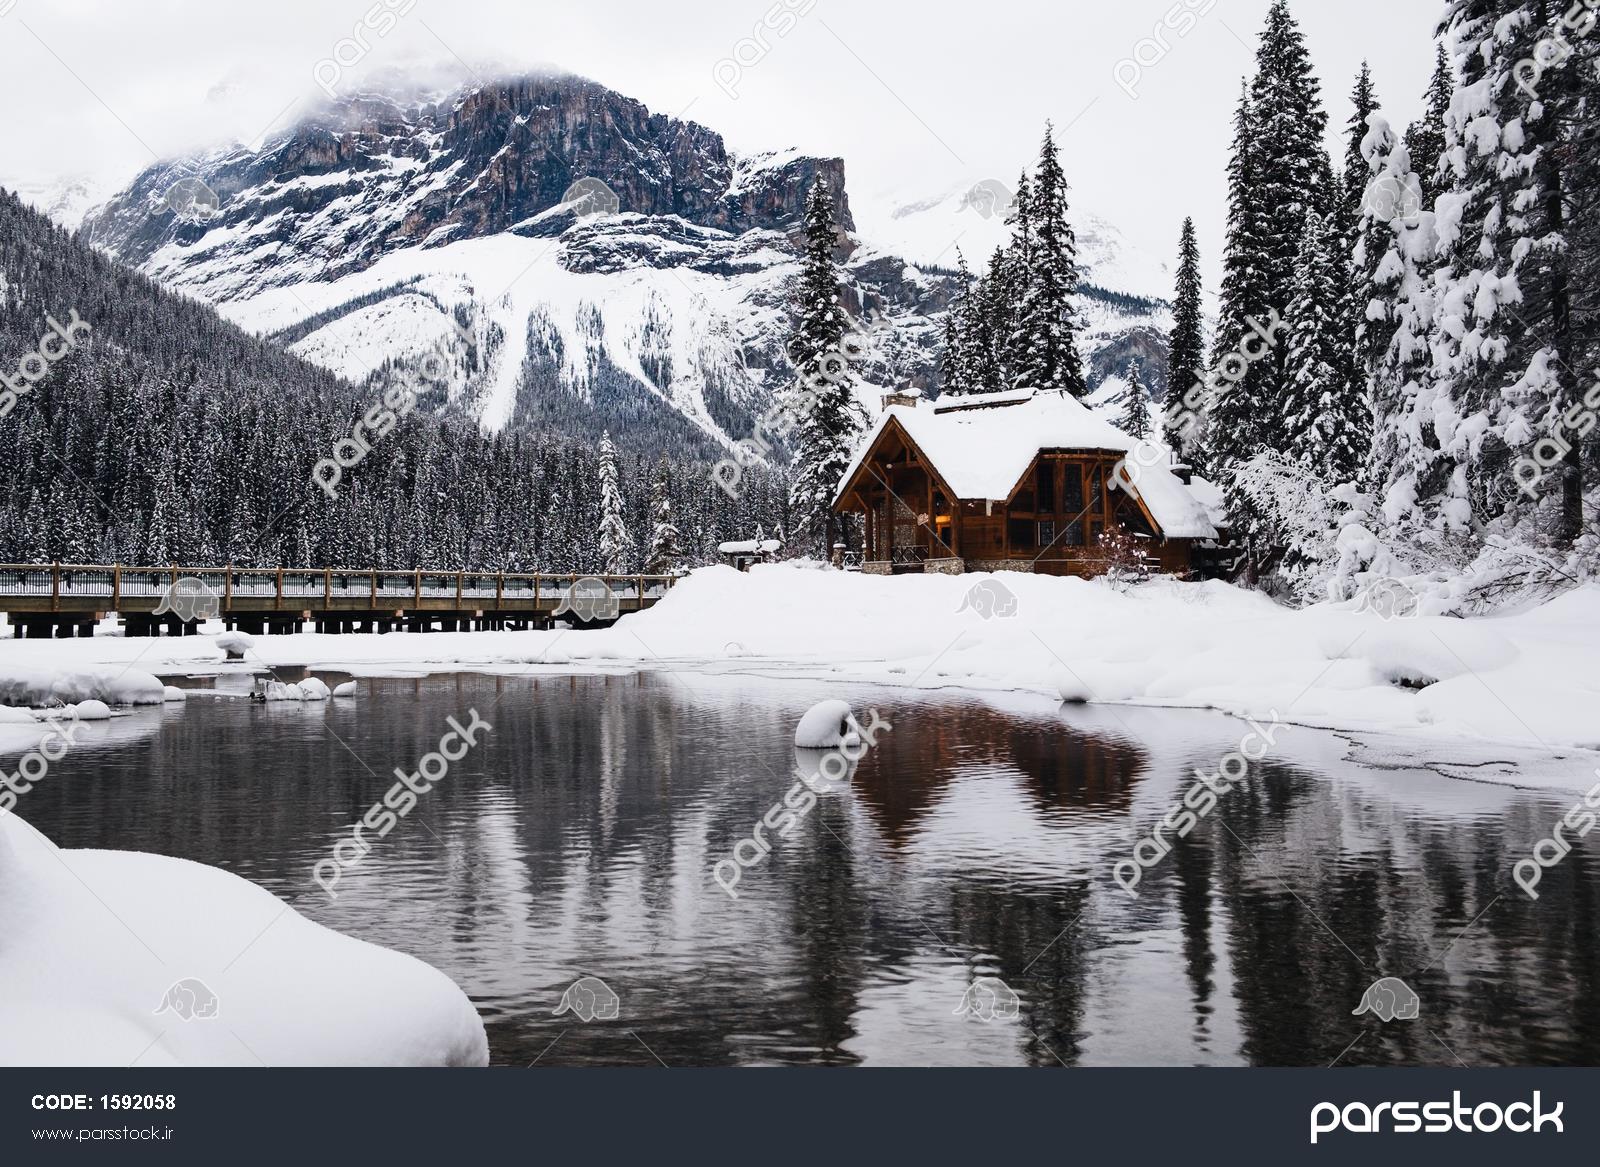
833,388 -> 1228,577
847,703 -> 1147,846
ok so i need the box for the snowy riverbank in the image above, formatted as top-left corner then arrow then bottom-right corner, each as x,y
0,813 -> 489,1066
4,564 -> 1599,763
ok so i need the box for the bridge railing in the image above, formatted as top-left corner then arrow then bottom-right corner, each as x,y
0,564 -> 683,609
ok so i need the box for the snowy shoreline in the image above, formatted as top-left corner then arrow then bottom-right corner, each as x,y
4,565 -> 1599,785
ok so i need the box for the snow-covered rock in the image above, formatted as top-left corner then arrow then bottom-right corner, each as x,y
215,631 -> 255,659
260,679 -> 330,702
332,681 -> 358,698
0,814 -> 488,1066
794,699 -> 858,749
163,686 -> 187,703
66,699 -> 112,721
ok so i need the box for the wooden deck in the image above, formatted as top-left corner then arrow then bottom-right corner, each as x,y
0,563 -> 678,637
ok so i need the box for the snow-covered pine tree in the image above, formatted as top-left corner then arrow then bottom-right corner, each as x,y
1285,209 -> 1366,479
1333,63 -> 1382,469
1013,124 -> 1087,396
645,458 -> 682,574
1403,41 -> 1453,206
784,179 -> 867,552
1164,217 -> 1206,468
939,250 -> 978,396
597,430 -> 632,573
1209,81 -> 1270,471
998,170 -> 1034,391
975,245 -> 1012,391
1412,0 -> 1563,538
1120,357 -> 1153,439
1246,0 -> 1334,421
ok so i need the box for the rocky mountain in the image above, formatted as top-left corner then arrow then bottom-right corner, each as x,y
73,71 -> 1171,457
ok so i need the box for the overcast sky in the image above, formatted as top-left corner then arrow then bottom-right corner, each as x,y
0,0 -> 1442,291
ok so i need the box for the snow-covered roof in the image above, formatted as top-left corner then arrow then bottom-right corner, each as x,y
835,388 -> 1218,540
718,539 -> 782,555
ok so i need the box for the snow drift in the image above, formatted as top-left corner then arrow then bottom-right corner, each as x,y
0,814 -> 488,1066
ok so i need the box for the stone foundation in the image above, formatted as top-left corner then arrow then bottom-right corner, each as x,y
965,560 -> 1030,574
861,561 -> 893,576
924,557 -> 966,575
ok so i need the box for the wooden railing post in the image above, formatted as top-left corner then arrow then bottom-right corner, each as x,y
414,570 -> 422,606
370,570 -> 377,607
637,575 -> 644,605
324,568 -> 332,608
112,563 -> 121,609
495,571 -> 504,611
51,562 -> 60,612
456,571 -> 463,607
275,567 -> 284,611
224,563 -> 233,613
533,572 -> 541,610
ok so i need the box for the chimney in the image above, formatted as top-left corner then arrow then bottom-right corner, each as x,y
881,388 -> 921,411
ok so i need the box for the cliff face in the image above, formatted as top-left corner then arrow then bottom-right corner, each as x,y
81,74 -> 851,294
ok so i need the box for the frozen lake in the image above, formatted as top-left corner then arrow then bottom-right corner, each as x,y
10,668 -> 1599,1066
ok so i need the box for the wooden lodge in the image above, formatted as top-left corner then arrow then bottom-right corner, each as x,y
832,387 -> 1224,577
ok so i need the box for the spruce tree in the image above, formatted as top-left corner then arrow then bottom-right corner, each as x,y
1164,217 -> 1206,467
1403,42 -> 1453,206
1210,81 -> 1270,470
1285,209 -> 1365,479
1013,124 -> 1087,396
1243,0 -> 1334,427
597,430 -> 632,573
1120,357 -> 1152,439
645,459 -> 682,574
784,180 -> 867,553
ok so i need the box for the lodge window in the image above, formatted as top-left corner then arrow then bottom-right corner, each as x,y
1089,466 -> 1103,507
1062,520 -> 1084,548
1062,468 -> 1084,513
1008,518 -> 1036,549
1038,520 -> 1055,549
1037,463 -> 1056,513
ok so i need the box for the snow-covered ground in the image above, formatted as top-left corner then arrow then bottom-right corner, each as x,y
5,565 -> 1598,789
0,812 -> 488,1066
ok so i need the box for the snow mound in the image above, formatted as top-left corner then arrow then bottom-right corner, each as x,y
0,667 -> 164,708
66,700 -> 112,721
0,814 -> 488,1066
163,686 -> 188,703
215,631 -> 255,658
795,699 -> 858,748
332,681 -> 358,698
0,707 -> 37,725
260,679 -> 330,702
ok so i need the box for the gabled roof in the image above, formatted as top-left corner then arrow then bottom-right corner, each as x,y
834,388 -> 1218,541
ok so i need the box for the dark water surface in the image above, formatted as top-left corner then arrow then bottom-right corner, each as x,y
10,668 -> 1599,1066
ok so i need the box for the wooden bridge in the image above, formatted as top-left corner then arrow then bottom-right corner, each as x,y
0,563 -> 678,638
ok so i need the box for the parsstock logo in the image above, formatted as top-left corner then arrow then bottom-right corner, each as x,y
1310,1091 -> 1564,1143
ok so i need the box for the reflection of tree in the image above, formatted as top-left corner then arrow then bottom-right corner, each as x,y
1179,762 -> 1600,1066
942,879 -> 1094,1065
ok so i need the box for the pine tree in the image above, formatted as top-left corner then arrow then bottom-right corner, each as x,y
939,250 -> 978,396
784,180 -> 867,553
1403,42 -> 1453,206
597,430 -> 632,573
1120,357 -> 1152,439
1247,0 -> 1334,411
1284,209 -> 1366,479
645,459 -> 682,574
1164,217 -> 1206,467
1013,124 -> 1087,396
1210,81 -> 1270,470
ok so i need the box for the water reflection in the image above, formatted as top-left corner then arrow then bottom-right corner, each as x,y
7,670 -> 1598,1067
